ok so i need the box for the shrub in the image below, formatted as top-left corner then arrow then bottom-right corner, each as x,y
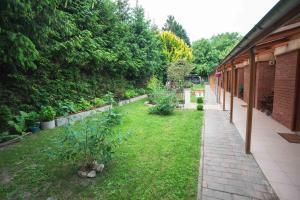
147,76 -> 162,92
25,111 -> 39,127
57,100 -> 77,116
8,111 -> 28,134
40,106 -> 56,122
197,97 -> 204,104
77,98 -> 93,111
124,89 -> 138,99
103,109 -> 122,126
104,92 -> 116,105
197,104 -> 203,111
50,110 -> 125,168
92,98 -> 106,107
135,88 -> 146,95
149,91 -> 177,115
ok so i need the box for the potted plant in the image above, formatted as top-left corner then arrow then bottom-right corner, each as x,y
26,111 -> 40,133
40,106 -> 56,130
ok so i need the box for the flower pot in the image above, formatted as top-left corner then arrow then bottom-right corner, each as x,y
41,120 -> 55,130
28,125 -> 41,133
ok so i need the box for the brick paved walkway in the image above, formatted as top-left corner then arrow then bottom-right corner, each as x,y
198,85 -> 278,200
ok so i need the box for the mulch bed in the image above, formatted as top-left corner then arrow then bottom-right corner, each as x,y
278,133 -> 300,143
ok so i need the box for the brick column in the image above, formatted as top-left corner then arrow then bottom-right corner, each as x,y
272,50 -> 299,130
255,61 -> 275,110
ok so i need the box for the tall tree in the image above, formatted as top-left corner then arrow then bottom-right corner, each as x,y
192,32 -> 242,76
162,15 -> 191,46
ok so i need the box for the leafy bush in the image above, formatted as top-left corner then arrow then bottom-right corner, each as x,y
136,88 -> 146,95
40,106 -> 56,122
50,110 -> 125,168
6,111 -> 39,135
57,100 -> 77,116
8,111 -> 28,134
147,76 -> 162,92
103,109 -> 122,126
124,89 -> 138,99
25,111 -> 39,127
149,91 -> 177,115
197,97 -> 204,104
197,104 -> 203,111
92,98 -> 106,107
148,88 -> 168,104
77,98 -> 93,111
104,92 -> 116,105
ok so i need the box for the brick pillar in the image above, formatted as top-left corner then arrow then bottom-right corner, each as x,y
255,61 -> 275,110
272,50 -> 299,130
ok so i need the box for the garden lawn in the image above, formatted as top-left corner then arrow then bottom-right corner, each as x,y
0,100 -> 203,200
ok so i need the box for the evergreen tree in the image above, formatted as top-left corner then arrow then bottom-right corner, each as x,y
162,15 -> 191,46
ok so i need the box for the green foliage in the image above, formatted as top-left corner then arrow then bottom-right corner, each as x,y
0,105 -> 13,132
135,88 -> 146,95
8,111 -> 29,134
159,31 -> 192,63
147,76 -> 163,92
104,92 -> 116,105
167,59 -> 194,89
57,100 -> 77,116
51,109 -> 123,166
197,104 -> 203,111
192,32 -> 242,76
163,15 -> 191,46
124,89 -> 138,99
0,0 -> 166,134
197,97 -> 204,104
40,106 -> 56,122
149,90 -> 177,115
25,111 -> 39,127
103,109 -> 122,126
77,98 -> 92,111
92,98 -> 106,107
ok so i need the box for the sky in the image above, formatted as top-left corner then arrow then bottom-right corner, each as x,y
128,0 -> 279,42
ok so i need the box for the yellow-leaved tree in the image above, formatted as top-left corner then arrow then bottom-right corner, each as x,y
159,31 -> 192,62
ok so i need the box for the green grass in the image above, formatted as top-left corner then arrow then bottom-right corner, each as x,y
0,100 -> 203,200
191,84 -> 204,103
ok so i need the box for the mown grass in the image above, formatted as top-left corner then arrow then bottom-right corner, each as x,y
0,100 -> 203,200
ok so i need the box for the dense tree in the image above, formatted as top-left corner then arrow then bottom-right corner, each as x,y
162,15 -> 191,46
0,0 -> 165,115
167,59 -> 194,88
158,31 -> 192,82
192,32 -> 242,76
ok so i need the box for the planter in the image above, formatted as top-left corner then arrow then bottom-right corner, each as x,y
55,117 -> 68,127
28,125 -> 41,133
41,120 -> 55,130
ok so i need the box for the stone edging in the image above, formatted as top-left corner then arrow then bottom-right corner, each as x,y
0,95 -> 148,148
56,94 -> 148,127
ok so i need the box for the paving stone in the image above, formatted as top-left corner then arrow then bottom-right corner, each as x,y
198,85 -> 279,200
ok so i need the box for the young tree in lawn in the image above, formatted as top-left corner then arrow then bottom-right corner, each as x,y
167,59 -> 194,89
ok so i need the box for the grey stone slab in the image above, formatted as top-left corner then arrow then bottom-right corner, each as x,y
198,85 -> 279,200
